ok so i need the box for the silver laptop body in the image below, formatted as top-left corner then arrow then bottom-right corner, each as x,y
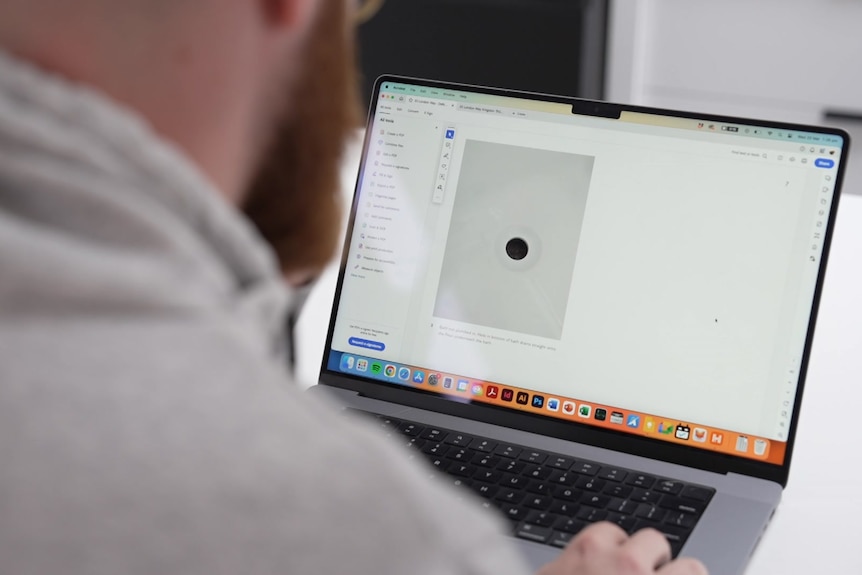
311,76 -> 850,575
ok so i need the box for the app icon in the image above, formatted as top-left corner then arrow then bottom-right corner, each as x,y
626,414 -> 640,429
413,371 -> 425,384
710,432 -> 724,445
443,377 -> 453,389
547,398 -> 560,412
397,367 -> 411,381
736,435 -> 749,452
428,373 -> 439,386
516,391 -> 529,405
384,364 -> 396,378
486,385 -> 499,399
658,422 -> 674,435
370,362 -> 382,374
501,389 -> 514,402
594,408 -> 607,421
340,355 -> 355,370
531,395 -> 544,408
644,417 -> 655,433
356,359 -> 368,372
578,404 -> 591,418
754,439 -> 768,456
471,384 -> 483,396
693,428 -> 707,443
562,401 -> 576,415
610,411 -> 624,425
675,424 -> 691,440
457,379 -> 469,392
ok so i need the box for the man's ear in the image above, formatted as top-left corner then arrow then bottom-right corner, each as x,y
262,0 -> 319,30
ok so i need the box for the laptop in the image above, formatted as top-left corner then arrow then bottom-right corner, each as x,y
309,76 -> 850,574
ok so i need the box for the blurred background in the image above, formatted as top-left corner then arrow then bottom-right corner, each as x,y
355,0 -> 860,195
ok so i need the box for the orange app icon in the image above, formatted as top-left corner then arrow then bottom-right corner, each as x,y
710,432 -> 724,445
693,428 -> 707,443
644,417 -> 655,433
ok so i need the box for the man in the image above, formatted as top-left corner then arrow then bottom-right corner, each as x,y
0,1 -> 706,574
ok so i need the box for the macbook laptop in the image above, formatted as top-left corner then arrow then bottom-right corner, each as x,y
309,76 -> 850,575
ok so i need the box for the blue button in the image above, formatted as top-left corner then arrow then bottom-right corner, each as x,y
445,129 -> 455,139
815,158 -> 835,168
348,337 -> 385,351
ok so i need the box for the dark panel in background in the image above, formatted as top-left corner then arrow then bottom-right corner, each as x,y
356,0 -> 609,107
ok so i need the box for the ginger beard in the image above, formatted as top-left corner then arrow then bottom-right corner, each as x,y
242,0 -> 360,285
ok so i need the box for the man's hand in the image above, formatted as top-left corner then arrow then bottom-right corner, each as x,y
537,523 -> 707,575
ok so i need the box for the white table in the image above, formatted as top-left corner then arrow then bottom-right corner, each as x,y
295,139 -> 862,574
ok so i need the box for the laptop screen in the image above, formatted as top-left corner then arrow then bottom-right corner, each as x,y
324,78 -> 846,467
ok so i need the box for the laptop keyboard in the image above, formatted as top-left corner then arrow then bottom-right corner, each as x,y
351,409 -> 714,557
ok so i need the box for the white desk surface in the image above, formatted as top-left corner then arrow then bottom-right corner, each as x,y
295,140 -> 862,574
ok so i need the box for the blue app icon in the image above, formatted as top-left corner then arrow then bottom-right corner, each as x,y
627,414 -> 641,429
397,367 -> 411,381
340,355 -> 355,371
445,129 -> 455,139
532,395 -> 544,408
413,371 -> 425,383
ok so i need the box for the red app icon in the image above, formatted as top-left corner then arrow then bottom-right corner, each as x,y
501,389 -> 514,402
486,385 -> 499,399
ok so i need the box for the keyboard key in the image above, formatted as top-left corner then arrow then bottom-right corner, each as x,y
524,495 -> 552,510
399,422 -> 424,436
553,516 -> 587,534
603,484 -> 633,498
472,482 -> 498,498
572,461 -> 599,476
470,453 -> 501,468
420,427 -> 447,441
681,485 -> 713,502
626,474 -> 656,489
428,457 -> 452,472
549,500 -> 579,516
553,486 -> 581,502
519,450 -> 549,464
598,467 -> 628,482
515,522 -> 552,543
470,438 -> 498,453
421,442 -> 450,457
378,416 -> 402,428
473,469 -> 502,483
495,488 -> 525,505
525,511 -> 559,527
497,459 -> 527,474
444,432 -> 474,447
607,498 -> 639,514
526,480 -> 552,495
522,465 -> 553,480
576,507 -> 608,523
634,503 -> 667,523
659,496 -> 706,515
580,493 -> 610,509
548,470 -> 578,486
654,480 -> 684,495
404,437 -> 425,449
547,456 -> 574,470
550,530 -> 575,548
606,512 -> 637,532
501,504 -> 528,522
664,512 -> 697,529
447,448 -> 470,462
501,474 -> 528,489
494,444 -> 522,459
450,464 -> 476,478
575,476 -> 606,492
630,488 -> 662,504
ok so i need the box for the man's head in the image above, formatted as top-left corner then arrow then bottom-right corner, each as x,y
0,0 -> 361,281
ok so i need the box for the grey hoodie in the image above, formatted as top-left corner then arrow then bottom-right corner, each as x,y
0,51 -> 530,575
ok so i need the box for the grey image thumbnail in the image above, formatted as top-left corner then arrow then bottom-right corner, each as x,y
433,140 -> 594,339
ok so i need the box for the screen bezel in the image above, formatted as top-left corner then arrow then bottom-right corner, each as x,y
318,74 -> 850,488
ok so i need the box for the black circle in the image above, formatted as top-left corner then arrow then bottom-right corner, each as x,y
505,237 -> 529,261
